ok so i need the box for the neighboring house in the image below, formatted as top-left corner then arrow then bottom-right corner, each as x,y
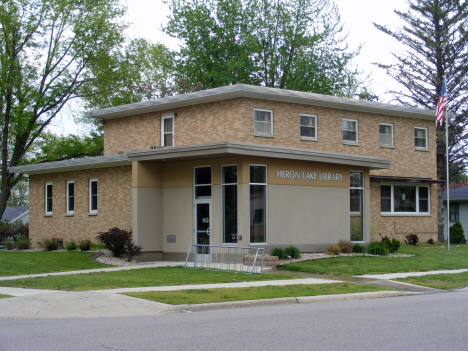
9,85 -> 439,261
1,206 -> 29,224
443,186 -> 468,240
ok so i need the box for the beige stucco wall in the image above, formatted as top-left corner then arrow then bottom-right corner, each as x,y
29,166 -> 132,247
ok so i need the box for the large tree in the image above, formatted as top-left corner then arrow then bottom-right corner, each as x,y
0,0 -> 127,218
164,0 -> 360,96
374,0 -> 468,241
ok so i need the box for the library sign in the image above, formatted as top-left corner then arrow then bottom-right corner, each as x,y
276,170 -> 343,182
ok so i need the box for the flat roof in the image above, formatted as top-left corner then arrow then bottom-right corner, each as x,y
85,84 -> 435,121
127,141 -> 391,170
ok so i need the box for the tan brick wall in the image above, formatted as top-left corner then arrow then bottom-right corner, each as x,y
29,166 -> 132,248
103,97 -> 436,180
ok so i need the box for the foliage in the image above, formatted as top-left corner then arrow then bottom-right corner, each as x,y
164,0 -> 361,96
96,227 -> 142,260
6,179 -> 29,206
450,221 -> 466,245
367,242 -> 389,256
283,246 -> 301,259
37,239 -> 59,252
79,239 -> 92,252
352,243 -> 366,253
0,220 -> 29,241
1,240 -> 14,250
381,236 -> 401,253
15,235 -> 29,250
338,240 -> 353,254
0,0 -> 127,219
326,245 -> 341,255
271,247 -> 285,259
427,238 -> 435,245
405,234 -> 419,246
64,241 -> 78,251
397,271 -> 468,290
374,0 -> 468,241
350,218 -> 363,241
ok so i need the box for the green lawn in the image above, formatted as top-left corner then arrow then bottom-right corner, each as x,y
0,294 -> 12,299
123,282 -> 388,305
280,244 -> 468,276
396,272 -> 468,290
0,266 -> 294,291
0,251 -> 108,277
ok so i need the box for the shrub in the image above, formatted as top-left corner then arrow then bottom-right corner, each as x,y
0,220 -> 29,241
352,243 -> 365,253
37,238 -> 59,251
450,221 -> 466,245
283,246 -> 301,259
338,240 -> 353,254
326,245 -> 341,255
15,235 -> 29,250
381,236 -> 401,253
96,227 -> 142,260
65,240 -> 78,251
79,239 -> 92,252
367,242 -> 389,256
270,247 -> 285,259
405,234 -> 419,246
427,238 -> 434,245
2,239 -> 14,250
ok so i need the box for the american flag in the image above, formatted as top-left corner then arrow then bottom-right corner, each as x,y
435,76 -> 447,127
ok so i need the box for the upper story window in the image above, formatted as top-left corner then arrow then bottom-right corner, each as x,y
300,114 -> 317,140
45,182 -> 53,214
89,178 -> 98,213
161,114 -> 174,147
379,123 -> 393,147
380,184 -> 430,214
414,127 -> 427,149
342,118 -> 358,144
66,180 -> 74,214
254,109 -> 273,136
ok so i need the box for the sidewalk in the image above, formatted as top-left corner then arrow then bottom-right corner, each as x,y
2,264 -> 464,320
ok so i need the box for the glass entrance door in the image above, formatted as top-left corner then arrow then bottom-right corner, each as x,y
195,202 -> 211,255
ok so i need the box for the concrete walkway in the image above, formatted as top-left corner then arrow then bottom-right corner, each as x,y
1,264 -> 464,320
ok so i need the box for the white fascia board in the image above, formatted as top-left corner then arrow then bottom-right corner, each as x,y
85,84 -> 435,121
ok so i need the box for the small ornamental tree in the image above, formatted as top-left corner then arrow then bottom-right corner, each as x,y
450,221 -> 466,245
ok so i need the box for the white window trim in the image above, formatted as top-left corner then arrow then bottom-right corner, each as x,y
89,178 -> 98,214
379,123 -> 394,147
414,127 -> 428,150
380,183 -> 430,215
342,118 -> 358,144
45,182 -> 52,215
300,113 -> 318,141
221,164 -> 238,245
161,113 -> 175,147
254,108 -> 273,137
66,180 -> 74,214
249,164 -> 267,245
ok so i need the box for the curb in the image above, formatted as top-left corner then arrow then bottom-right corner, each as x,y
170,290 -> 419,313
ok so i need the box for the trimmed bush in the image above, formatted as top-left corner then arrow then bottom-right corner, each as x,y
37,238 -> 59,251
381,236 -> 401,253
352,243 -> 365,253
338,240 -> 353,253
367,242 -> 389,256
427,238 -> 434,245
283,246 -> 301,259
15,234 -> 29,250
96,227 -> 142,260
79,239 -> 92,252
326,245 -> 341,255
270,247 -> 285,259
65,240 -> 78,251
405,234 -> 419,246
450,221 -> 466,245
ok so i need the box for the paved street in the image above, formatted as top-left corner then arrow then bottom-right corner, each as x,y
1,289 -> 468,351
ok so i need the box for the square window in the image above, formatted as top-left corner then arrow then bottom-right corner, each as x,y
415,127 -> 427,149
254,109 -> 273,136
300,114 -> 317,139
343,119 -> 358,143
379,123 -> 393,146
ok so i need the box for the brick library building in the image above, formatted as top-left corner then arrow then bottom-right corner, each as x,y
11,85 -> 439,261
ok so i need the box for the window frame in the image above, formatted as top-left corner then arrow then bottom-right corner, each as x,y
342,118 -> 358,144
89,178 -> 98,214
299,113 -> 318,141
379,123 -> 394,147
194,166 -> 212,200
161,113 -> 175,147
66,180 -> 74,214
221,165 -> 238,244
349,171 -> 364,242
449,203 -> 459,222
254,108 -> 273,137
380,184 -> 430,215
414,127 -> 428,150
45,182 -> 53,215
249,164 -> 267,244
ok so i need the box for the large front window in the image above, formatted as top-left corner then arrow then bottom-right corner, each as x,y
222,165 -> 238,244
250,165 -> 266,243
350,172 -> 363,241
380,184 -> 430,214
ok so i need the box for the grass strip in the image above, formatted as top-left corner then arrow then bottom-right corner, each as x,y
0,251 -> 107,277
122,282 -> 388,305
280,244 -> 468,276
0,266 -> 294,291
0,294 -> 12,299
395,272 -> 468,290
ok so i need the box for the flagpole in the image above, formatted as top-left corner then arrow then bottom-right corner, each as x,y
445,73 -> 450,252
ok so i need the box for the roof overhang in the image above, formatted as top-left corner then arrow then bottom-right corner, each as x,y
9,154 -> 130,175
370,175 -> 443,184
85,84 -> 436,121
127,141 -> 391,170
